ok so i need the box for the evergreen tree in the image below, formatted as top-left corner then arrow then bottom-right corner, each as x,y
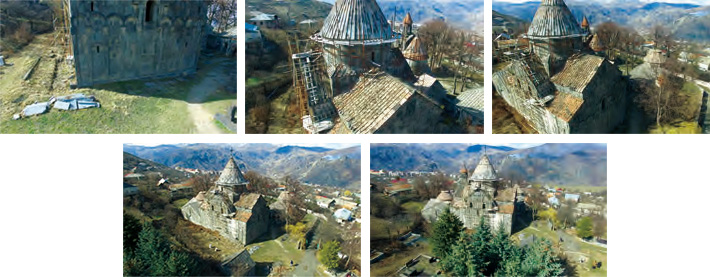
470,216 -> 494,275
431,208 -> 464,259
576,216 -> 594,239
318,240 -> 342,271
123,211 -> 142,252
124,222 -> 197,276
519,239 -> 565,277
441,232 -> 476,276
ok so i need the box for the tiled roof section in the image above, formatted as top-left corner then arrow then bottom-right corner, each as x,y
498,204 -> 515,214
320,0 -> 394,42
494,188 -> 517,202
550,54 -> 604,93
546,91 -> 583,122
235,193 -> 261,209
222,249 -> 255,271
527,0 -> 585,39
333,70 -> 415,134
456,87 -> 485,112
216,157 -> 248,186
470,155 -> 498,181
403,36 -> 427,61
581,16 -> 589,28
234,210 -> 253,222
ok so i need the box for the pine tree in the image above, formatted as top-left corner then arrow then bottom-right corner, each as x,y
519,239 -> 565,277
431,208 -> 464,259
123,211 -> 142,252
470,216 -> 494,275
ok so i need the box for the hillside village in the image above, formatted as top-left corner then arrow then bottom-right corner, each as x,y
123,144 -> 361,276
0,0 -> 237,133
245,0 -> 484,134
492,0 -> 710,134
370,144 -> 607,277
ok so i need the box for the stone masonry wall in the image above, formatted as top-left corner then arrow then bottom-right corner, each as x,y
69,0 -> 206,87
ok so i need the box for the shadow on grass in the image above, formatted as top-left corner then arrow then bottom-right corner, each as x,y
93,52 -> 236,105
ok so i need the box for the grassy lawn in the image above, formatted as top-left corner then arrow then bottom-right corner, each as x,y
371,217 -> 416,241
401,201 -> 426,214
250,235 -> 305,265
172,198 -> 189,208
371,240 -> 433,276
1,33 -> 234,134
517,223 -> 607,277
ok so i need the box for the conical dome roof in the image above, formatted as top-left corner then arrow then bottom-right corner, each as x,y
581,16 -> 589,29
403,12 -> 413,25
216,157 -> 248,186
436,190 -> 453,201
318,0 -> 394,43
527,0 -> 585,39
469,155 -> 498,181
589,34 -> 604,52
402,36 -> 427,61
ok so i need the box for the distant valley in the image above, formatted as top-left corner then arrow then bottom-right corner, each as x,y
124,144 -> 361,188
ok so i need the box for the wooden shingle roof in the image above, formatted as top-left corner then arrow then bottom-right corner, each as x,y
550,54 -> 604,94
333,70 -> 415,134
319,0 -> 394,43
527,0 -> 585,39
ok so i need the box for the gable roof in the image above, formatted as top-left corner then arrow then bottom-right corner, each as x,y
527,0 -> 585,39
319,0 -> 394,43
234,193 -> 262,209
402,36 -> 427,61
546,91 -> 584,122
333,70 -> 415,134
550,54 -> 604,94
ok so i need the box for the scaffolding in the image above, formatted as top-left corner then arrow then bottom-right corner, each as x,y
288,37 -> 334,134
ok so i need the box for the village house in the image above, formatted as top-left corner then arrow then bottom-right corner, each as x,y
65,0 -> 207,87
316,196 -> 335,209
384,183 -> 413,196
249,12 -> 279,29
123,183 -> 139,196
221,249 -> 256,277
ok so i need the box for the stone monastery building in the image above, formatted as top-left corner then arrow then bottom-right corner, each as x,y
492,0 -> 627,133
306,0 -> 457,134
65,0 -> 206,87
422,154 -> 520,234
181,157 -> 270,245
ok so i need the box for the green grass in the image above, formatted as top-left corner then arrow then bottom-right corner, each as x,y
2,83 -> 194,133
401,201 -> 425,214
518,223 -> 607,277
172,198 -> 189,208
250,235 -> 305,265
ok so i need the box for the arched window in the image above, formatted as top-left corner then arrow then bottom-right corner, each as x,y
371,51 -> 375,62
90,1 -> 94,11
145,0 -> 154,22
483,203 -> 486,209
601,99 -> 606,111
96,46 -> 100,53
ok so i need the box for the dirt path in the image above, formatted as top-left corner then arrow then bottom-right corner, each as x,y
292,250 -> 320,277
186,59 -> 229,134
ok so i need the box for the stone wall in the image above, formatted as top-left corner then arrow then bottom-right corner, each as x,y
530,37 -> 584,77
68,0 -> 206,87
568,61 -> 627,133
375,93 -> 447,134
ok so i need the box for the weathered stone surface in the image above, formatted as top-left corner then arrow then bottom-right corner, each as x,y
67,0 -> 207,87
422,154 -> 517,234
181,158 -> 270,245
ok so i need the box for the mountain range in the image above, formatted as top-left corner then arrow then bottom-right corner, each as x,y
371,143 -> 607,186
123,144 -> 361,188
493,0 -> 710,41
